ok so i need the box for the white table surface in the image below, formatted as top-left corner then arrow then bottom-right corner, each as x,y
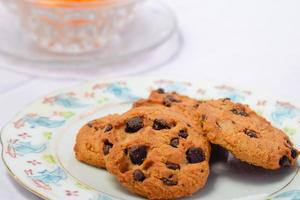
1,0 -> 300,199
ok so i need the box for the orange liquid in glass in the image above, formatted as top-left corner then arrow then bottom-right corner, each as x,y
33,0 -> 119,8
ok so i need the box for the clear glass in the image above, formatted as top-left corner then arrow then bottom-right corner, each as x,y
0,0 -> 178,78
12,0 -> 144,54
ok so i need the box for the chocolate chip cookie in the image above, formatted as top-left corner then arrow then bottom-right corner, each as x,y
198,98 -> 299,170
74,114 -> 120,168
105,106 -> 211,199
134,89 -> 299,170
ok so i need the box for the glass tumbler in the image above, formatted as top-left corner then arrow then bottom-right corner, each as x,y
5,0 -> 144,54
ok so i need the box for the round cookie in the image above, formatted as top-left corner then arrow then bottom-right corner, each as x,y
134,89 -> 299,170
198,98 -> 299,170
74,114 -> 120,168
105,106 -> 211,200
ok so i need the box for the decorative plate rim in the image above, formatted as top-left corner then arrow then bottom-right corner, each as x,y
1,75 -> 299,200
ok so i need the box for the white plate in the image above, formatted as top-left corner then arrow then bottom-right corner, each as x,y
1,76 -> 300,200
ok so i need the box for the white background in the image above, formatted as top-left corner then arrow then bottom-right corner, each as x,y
0,0 -> 300,199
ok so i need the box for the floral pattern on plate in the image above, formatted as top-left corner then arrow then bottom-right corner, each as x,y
1,76 -> 299,200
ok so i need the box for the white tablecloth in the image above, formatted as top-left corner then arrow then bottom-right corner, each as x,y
1,0 -> 300,199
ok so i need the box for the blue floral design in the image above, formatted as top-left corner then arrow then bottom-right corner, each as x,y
30,167 -> 67,185
159,83 -> 188,93
220,91 -> 246,102
51,94 -> 88,108
271,190 -> 300,200
24,115 -> 65,128
92,194 -> 114,200
102,83 -> 139,101
214,85 -> 249,102
271,104 -> 299,125
3,78 -> 300,200
226,91 -> 245,102
7,140 -> 47,158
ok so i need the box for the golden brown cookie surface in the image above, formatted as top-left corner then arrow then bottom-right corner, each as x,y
105,106 -> 211,200
134,89 -> 201,123
198,98 -> 299,170
74,114 -> 120,168
135,89 -> 299,170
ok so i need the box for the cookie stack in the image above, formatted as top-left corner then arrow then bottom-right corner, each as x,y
74,89 -> 299,200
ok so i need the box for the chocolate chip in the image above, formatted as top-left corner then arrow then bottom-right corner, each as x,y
125,117 -> 144,133
163,95 -> 181,107
286,140 -> 293,148
104,124 -> 113,132
133,170 -> 145,182
178,130 -> 188,139
128,146 -> 147,165
161,178 -> 177,186
222,98 -> 231,102
193,104 -> 199,108
103,140 -> 113,155
291,149 -> 298,159
87,122 -> 93,128
170,138 -> 179,148
244,129 -> 258,138
231,108 -> 248,117
163,100 -> 172,107
124,149 -> 128,155
156,88 -> 165,94
153,119 -> 171,130
279,156 -> 291,167
216,121 -> 222,129
186,147 -> 205,163
166,162 -> 180,170
201,114 -> 207,122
